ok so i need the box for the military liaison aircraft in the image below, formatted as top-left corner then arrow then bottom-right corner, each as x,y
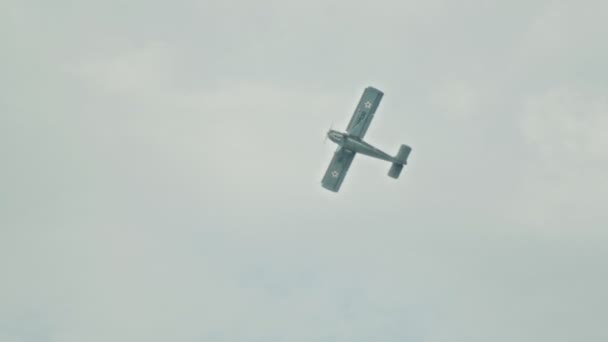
321,86 -> 412,192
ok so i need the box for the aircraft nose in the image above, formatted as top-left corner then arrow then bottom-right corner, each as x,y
327,131 -> 337,142
328,131 -> 343,143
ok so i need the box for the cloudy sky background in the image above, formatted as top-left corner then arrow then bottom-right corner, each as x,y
2,0 -> 608,341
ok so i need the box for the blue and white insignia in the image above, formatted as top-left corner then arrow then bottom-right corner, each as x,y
364,101 -> 372,109
331,170 -> 339,178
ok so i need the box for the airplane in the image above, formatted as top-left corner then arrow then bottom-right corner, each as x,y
321,86 -> 412,192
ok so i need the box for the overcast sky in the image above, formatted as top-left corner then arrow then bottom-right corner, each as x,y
2,0 -> 608,341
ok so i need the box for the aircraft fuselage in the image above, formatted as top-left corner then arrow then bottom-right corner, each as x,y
327,130 -> 396,163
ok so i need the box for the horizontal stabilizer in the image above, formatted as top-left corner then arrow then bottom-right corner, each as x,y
388,144 -> 412,179
388,163 -> 404,179
396,144 -> 412,164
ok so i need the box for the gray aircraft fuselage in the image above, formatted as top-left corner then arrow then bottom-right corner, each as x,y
321,86 -> 411,192
327,130 -> 397,163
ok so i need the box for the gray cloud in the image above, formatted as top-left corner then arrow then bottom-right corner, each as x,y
2,0 -> 608,341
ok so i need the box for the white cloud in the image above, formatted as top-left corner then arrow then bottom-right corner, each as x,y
429,81 -> 482,118
508,87 -> 608,229
519,2 -> 608,59
522,87 -> 608,163
3,0 -> 608,341
72,43 -> 176,95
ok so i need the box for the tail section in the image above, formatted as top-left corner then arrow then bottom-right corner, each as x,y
388,163 -> 404,178
388,144 -> 412,179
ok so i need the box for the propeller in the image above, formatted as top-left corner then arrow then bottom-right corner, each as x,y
324,122 -> 334,144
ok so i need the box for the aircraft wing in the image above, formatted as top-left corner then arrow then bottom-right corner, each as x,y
321,147 -> 356,192
345,87 -> 384,139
